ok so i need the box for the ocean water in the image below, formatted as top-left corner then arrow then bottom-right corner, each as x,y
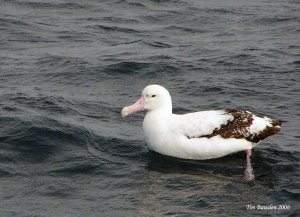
0,0 -> 299,216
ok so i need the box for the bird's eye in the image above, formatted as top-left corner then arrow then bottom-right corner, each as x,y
152,95 -> 156,98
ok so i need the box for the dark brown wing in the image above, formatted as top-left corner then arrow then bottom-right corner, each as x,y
200,109 -> 282,143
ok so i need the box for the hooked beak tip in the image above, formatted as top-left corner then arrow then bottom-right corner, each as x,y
121,107 -> 128,118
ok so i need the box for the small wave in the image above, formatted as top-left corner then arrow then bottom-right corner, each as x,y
1,93 -> 77,115
290,60 -> 300,65
36,54 -> 87,68
49,162 -> 104,176
206,8 -> 233,14
101,16 -> 139,24
87,134 -> 148,164
95,24 -> 138,33
252,16 -> 298,25
0,116 -> 92,164
144,41 -> 173,48
103,61 -> 152,75
0,17 -> 31,28
13,1 -> 88,10
164,25 -> 206,33
0,167 -> 16,177
103,60 -> 181,77
112,0 -> 148,9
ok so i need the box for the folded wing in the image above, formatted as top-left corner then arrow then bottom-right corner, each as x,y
172,109 -> 282,143
172,110 -> 234,138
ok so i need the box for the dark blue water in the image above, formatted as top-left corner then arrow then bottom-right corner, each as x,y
0,0 -> 299,216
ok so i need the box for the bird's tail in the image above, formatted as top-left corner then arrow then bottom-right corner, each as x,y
251,119 -> 282,143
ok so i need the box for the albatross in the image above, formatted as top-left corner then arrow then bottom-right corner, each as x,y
121,84 -> 282,180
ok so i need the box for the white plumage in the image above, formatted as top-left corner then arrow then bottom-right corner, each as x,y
121,84 -> 281,160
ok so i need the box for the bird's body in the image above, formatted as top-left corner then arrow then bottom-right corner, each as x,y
121,84 -> 282,160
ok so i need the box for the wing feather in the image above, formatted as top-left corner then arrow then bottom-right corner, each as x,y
172,110 -> 233,138
172,109 -> 282,143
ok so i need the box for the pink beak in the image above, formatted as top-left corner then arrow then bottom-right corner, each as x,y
121,96 -> 145,118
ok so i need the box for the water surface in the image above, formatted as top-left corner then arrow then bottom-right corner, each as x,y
0,0 -> 299,216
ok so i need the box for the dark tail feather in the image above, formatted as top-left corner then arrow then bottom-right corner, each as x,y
251,119 -> 282,143
272,119 -> 283,127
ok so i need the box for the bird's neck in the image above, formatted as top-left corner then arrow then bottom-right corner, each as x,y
148,106 -> 172,117
143,107 -> 172,143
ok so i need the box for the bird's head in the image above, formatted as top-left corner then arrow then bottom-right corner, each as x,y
121,84 -> 172,118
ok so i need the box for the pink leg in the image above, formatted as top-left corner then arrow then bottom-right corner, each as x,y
246,149 -> 251,165
244,149 -> 254,181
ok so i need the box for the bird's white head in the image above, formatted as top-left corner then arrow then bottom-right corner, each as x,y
121,84 -> 172,118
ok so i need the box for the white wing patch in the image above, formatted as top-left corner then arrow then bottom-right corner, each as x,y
249,115 -> 272,135
171,110 -> 233,138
